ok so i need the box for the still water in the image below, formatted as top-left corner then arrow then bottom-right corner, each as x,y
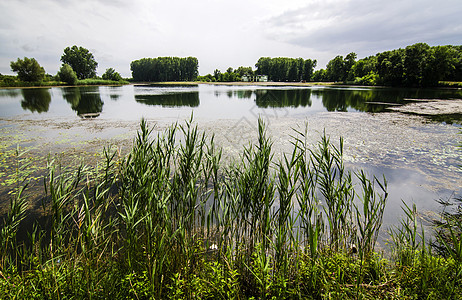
1,84 -> 461,122
1,84 -> 461,226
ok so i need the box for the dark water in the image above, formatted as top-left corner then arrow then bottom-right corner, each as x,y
1,84 -> 461,225
1,84 -> 461,122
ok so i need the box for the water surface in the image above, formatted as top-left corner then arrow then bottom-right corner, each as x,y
1,84 -> 461,225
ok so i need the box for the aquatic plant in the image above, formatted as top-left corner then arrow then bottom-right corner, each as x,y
0,118 -> 460,299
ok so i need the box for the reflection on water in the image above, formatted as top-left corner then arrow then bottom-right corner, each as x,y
135,92 -> 200,107
110,94 -> 120,101
63,87 -> 104,116
0,89 -> 21,97
1,84 -> 461,122
21,88 -> 51,113
1,84 -> 461,227
315,87 -> 462,113
255,89 -> 312,108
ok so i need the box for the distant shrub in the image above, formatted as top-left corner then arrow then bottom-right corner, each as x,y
58,64 -> 78,85
355,71 -> 379,86
77,78 -> 128,86
102,68 -> 123,81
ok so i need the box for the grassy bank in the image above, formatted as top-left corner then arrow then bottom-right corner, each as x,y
439,81 -> 462,88
0,119 -> 460,299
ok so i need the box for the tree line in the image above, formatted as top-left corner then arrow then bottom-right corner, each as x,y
130,57 -> 198,82
3,42 -> 462,87
314,43 -> 462,87
197,66 -> 254,82
255,57 -> 317,82
3,45 -> 125,86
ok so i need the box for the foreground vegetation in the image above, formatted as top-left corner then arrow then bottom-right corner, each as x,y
0,119 -> 461,299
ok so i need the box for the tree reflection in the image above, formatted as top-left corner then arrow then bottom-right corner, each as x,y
255,89 -> 312,108
0,89 -> 21,98
108,86 -> 121,101
110,94 -> 120,101
135,92 -> 200,107
234,90 -> 253,99
21,88 -> 51,113
63,87 -> 103,117
313,88 -> 406,112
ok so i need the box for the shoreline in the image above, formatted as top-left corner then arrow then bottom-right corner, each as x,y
2,80 -> 462,90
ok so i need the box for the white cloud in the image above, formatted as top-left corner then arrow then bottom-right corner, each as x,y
263,0 -> 462,60
0,0 -> 461,77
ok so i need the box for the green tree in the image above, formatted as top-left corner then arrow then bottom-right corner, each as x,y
213,69 -> 221,81
326,55 -> 345,82
325,53 -> 357,82
131,57 -> 198,82
351,56 -> 377,79
102,68 -> 122,81
403,43 -> 431,86
255,57 -> 271,76
58,64 -> 78,85
303,59 -> 317,81
312,69 -> 327,82
421,45 -> 459,86
10,57 -> 45,82
235,66 -> 253,76
287,60 -> 299,81
344,52 -> 357,81
376,49 -> 405,86
61,45 -> 98,79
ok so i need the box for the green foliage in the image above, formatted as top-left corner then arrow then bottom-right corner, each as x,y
130,56 -> 198,82
0,119 -> 461,298
325,52 -> 357,82
235,66 -> 254,77
255,57 -> 317,81
61,45 -> 98,79
57,64 -> 77,85
213,68 -> 221,80
198,66 -> 256,82
10,57 -> 45,82
351,56 -> 377,79
209,67 -> 241,82
403,43 -> 431,86
196,74 -> 216,82
312,69 -> 327,82
432,197 -> 462,263
317,43 -> 462,87
76,78 -> 129,86
102,68 -> 122,81
439,81 -> 462,87
354,71 -> 379,86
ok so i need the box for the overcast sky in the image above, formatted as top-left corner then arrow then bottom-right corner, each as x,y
1,0 -> 461,77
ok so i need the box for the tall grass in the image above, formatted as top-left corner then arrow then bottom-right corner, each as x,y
0,118 -> 460,299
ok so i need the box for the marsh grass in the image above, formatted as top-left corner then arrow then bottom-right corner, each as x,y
76,79 -> 129,86
0,118 -> 460,299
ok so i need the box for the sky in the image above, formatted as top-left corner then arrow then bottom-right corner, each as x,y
1,0 -> 461,78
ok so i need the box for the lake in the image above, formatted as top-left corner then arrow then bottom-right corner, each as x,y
1,83 -> 461,229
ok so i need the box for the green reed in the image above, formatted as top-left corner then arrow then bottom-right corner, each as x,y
1,118 -> 460,299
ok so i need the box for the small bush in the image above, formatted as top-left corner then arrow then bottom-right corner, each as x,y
102,68 -> 123,81
58,64 -> 78,85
